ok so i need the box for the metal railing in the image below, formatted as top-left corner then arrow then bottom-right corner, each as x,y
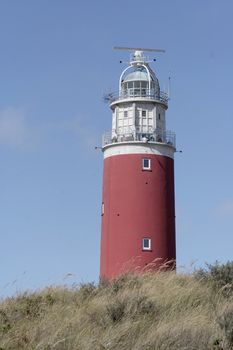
102,129 -> 176,148
106,89 -> 168,105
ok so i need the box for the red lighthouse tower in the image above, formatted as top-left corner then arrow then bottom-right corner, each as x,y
100,48 -> 176,279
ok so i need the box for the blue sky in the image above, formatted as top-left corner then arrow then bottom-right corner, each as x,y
0,0 -> 233,296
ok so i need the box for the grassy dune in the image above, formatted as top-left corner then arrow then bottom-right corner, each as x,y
0,263 -> 233,349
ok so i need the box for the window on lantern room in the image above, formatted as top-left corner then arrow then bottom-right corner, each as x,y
141,81 -> 147,93
134,81 -> 140,96
127,82 -> 133,96
142,158 -> 151,170
142,238 -> 151,250
142,110 -> 147,117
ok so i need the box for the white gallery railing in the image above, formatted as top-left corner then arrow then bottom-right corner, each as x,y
102,129 -> 176,148
106,89 -> 168,105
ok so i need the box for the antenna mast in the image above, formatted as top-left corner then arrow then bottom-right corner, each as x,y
113,46 -> 165,53
113,46 -> 165,65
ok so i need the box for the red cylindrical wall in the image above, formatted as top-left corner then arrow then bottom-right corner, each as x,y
100,152 -> 176,279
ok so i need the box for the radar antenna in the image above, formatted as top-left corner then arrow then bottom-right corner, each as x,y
113,46 -> 165,53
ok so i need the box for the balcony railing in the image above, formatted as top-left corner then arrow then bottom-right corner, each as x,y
102,129 -> 176,148
106,89 -> 168,105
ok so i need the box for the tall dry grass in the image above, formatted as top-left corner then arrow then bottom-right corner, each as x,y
0,266 -> 233,349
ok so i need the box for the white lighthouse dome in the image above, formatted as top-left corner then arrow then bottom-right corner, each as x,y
121,66 -> 160,97
123,69 -> 151,82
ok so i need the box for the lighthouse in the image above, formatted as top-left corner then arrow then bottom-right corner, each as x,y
100,47 -> 176,279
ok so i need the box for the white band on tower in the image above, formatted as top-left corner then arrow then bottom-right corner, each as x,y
103,142 -> 175,159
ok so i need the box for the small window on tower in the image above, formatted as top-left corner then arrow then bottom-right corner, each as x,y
142,110 -> 147,117
142,158 -> 151,170
158,113 -> 161,120
142,238 -> 151,250
101,203 -> 104,216
124,110 -> 128,118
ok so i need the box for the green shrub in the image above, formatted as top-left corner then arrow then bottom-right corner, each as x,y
126,294 -> 157,319
14,293 -> 44,318
110,273 -> 141,294
106,298 -> 126,323
0,310 -> 11,334
218,305 -> 233,348
195,261 -> 233,296
78,282 -> 96,300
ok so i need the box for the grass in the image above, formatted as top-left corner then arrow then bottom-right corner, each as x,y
0,263 -> 233,349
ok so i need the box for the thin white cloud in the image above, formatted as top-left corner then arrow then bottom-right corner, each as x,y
214,199 -> 233,218
0,108 -> 100,152
0,107 -> 30,149
56,116 -> 100,149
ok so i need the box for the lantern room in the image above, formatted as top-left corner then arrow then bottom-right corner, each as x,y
102,49 -> 175,148
120,66 -> 160,99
